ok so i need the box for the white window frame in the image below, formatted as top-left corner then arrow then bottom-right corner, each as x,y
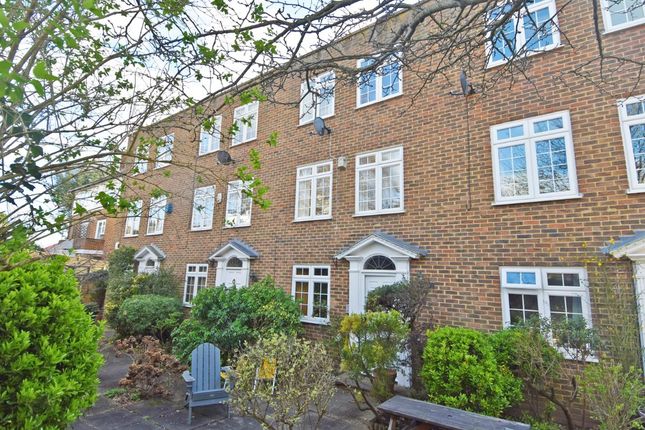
600,0 -> 645,33
356,55 -> 403,108
183,264 -> 208,306
123,200 -> 142,237
154,134 -> 174,169
134,148 -> 148,175
294,160 -> 333,221
95,219 -> 106,239
292,265 -> 331,324
486,0 -> 561,68
490,110 -> 580,205
299,71 -> 336,125
191,185 -> 215,231
199,115 -> 222,156
146,196 -> 167,236
224,180 -> 252,228
232,101 -> 259,145
617,94 -> 645,193
355,146 -> 404,216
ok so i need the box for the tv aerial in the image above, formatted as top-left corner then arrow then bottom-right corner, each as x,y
216,150 -> 234,165
312,117 -> 331,136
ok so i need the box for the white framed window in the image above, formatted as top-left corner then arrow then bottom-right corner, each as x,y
232,101 -> 258,145
95,219 -> 106,239
299,71 -> 335,125
225,181 -> 252,227
617,95 -> 645,193
601,0 -> 645,32
191,185 -> 215,231
292,265 -> 330,324
500,267 -> 593,340
490,111 -> 579,204
146,196 -> 167,235
155,134 -> 174,169
487,0 -> 561,68
184,264 -> 208,305
356,56 -> 402,107
199,115 -> 222,155
124,200 -> 142,237
355,146 -> 404,215
295,161 -> 332,221
134,147 -> 148,175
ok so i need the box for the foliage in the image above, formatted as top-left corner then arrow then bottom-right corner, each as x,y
113,295 -> 183,340
366,275 -> 434,397
172,277 -> 301,364
107,246 -> 136,279
51,170 -> 106,216
130,269 -> 180,298
231,334 -> 336,430
115,336 -> 186,399
104,246 -> 136,325
338,311 -> 409,411
0,229 -> 103,429
84,302 -> 100,321
421,327 -> 523,417
580,362 -> 645,430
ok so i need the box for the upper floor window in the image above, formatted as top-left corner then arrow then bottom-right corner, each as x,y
199,116 -> 222,155
134,148 -> 148,175
355,147 -> 404,215
124,200 -> 142,237
146,196 -> 167,235
490,111 -> 579,204
487,0 -> 560,67
500,266 -> 591,330
184,264 -> 208,305
299,71 -> 335,125
295,161 -> 332,221
225,181 -> 252,227
617,95 -> 645,193
155,134 -> 174,169
95,219 -> 106,239
233,102 -> 258,145
601,0 -> 645,32
191,186 -> 215,231
292,265 -> 330,324
357,56 -> 402,107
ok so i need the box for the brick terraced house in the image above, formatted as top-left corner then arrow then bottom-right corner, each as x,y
104,0 -> 645,399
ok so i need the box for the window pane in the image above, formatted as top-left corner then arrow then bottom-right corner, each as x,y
498,144 -> 529,197
491,18 -> 516,63
626,101 -> 645,116
295,281 -> 309,316
533,117 -> 564,133
313,281 -> 329,318
315,176 -> 331,216
563,273 -> 580,287
359,59 -> 377,105
297,179 -> 312,218
523,6 -> 554,51
381,61 -> 401,97
508,293 -> 540,325
547,272 -> 564,286
358,169 -> 376,211
536,137 -> 570,194
296,267 -> 309,276
549,295 -> 584,322
381,165 -> 401,209
630,124 -> 645,184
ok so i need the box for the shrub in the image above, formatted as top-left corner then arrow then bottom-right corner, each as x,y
231,334 -> 336,429
115,336 -> 186,399
172,277 -> 301,364
131,269 -> 180,298
421,327 -> 522,417
104,246 -> 136,326
113,294 -> 183,340
0,230 -> 103,429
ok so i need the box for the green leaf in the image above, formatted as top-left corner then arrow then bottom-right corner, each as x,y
33,61 -> 57,81
30,79 -> 44,96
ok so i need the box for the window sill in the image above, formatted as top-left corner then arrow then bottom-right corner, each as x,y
123,234 -> 139,238
492,193 -> 583,206
602,19 -> 645,35
626,188 -> 645,195
223,223 -> 251,229
353,209 -> 405,217
231,138 -> 257,147
293,216 -> 332,223
182,302 -> 193,308
298,113 -> 334,128
300,317 -> 330,326
190,227 -> 213,232
355,92 -> 404,110
198,149 -> 220,157
145,232 -> 163,236
486,43 -> 564,70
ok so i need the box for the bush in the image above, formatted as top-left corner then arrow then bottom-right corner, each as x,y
0,230 -> 103,429
113,295 -> 183,340
104,246 -> 136,326
172,277 -> 301,364
231,334 -> 336,428
131,269 -> 180,298
421,327 -> 522,417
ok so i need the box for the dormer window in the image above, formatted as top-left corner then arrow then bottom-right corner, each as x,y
299,71 -> 335,125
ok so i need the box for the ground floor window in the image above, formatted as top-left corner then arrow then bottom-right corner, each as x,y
292,265 -> 330,324
500,267 -> 591,328
184,264 -> 208,305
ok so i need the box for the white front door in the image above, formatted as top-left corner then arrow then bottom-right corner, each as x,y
223,268 -> 245,287
361,274 -> 397,313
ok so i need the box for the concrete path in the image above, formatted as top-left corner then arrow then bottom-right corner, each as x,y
71,337 -> 371,429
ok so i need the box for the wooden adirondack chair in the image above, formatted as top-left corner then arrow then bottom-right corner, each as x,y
182,343 -> 230,424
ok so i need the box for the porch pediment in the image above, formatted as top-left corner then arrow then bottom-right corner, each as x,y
134,244 -> 166,261
208,238 -> 260,261
334,230 -> 428,260
603,231 -> 645,261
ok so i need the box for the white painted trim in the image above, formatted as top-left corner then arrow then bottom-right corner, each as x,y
213,250 -> 252,288
183,263 -> 209,306
600,0 -> 645,33
299,71 -> 336,125
232,101 -> 259,146
335,234 -> 423,260
292,265 -> 331,324
354,146 -> 404,215
355,55 -> 403,108
95,219 -> 106,239
617,95 -> 645,193
191,185 -> 215,231
198,115 -> 222,156
154,134 -> 174,169
294,160 -> 333,221
224,180 -> 253,227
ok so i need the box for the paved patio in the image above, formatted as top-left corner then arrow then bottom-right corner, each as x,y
71,337 -> 372,429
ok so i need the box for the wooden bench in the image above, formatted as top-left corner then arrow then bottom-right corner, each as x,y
377,395 -> 531,430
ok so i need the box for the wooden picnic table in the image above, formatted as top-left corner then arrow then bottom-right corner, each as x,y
377,395 -> 531,430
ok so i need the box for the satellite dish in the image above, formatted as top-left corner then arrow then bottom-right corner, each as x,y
460,70 -> 476,96
216,150 -> 234,165
313,117 -> 331,136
